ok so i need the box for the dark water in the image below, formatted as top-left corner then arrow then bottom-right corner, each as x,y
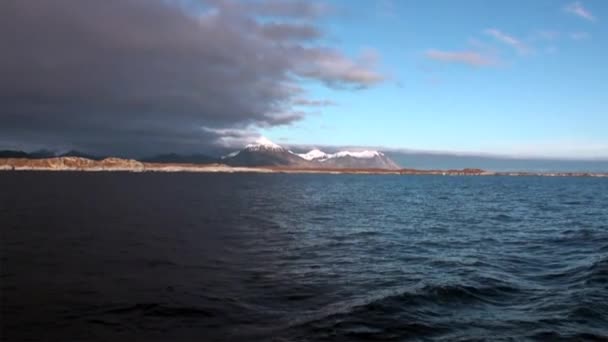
1,173 -> 607,341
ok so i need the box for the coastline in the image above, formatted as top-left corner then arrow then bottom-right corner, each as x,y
0,157 -> 606,177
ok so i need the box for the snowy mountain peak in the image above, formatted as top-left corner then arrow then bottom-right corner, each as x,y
297,149 -> 384,161
244,137 -> 285,152
222,141 -> 398,169
297,149 -> 328,161
331,150 -> 384,159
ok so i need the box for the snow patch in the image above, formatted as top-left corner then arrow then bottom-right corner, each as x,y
297,149 -> 328,160
330,150 -> 384,159
221,151 -> 240,159
297,149 -> 384,161
244,136 -> 285,152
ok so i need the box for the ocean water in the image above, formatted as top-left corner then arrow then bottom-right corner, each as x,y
1,172 -> 607,341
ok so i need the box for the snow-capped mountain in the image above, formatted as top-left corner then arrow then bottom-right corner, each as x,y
296,148 -> 398,169
222,137 -> 309,167
313,150 -> 400,169
297,149 -> 384,161
243,136 -> 286,152
222,137 -> 288,159
222,137 -> 400,169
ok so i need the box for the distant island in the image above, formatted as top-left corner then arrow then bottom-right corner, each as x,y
1,156 -> 607,178
1,138 -> 607,177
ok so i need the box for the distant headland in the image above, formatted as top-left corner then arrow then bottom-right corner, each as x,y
1,156 -> 607,178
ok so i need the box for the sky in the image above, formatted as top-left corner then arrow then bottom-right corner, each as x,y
0,0 -> 606,159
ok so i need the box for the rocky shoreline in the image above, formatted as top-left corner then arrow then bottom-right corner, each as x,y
0,157 -> 606,177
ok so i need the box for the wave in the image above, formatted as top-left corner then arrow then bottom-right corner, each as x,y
586,257 -> 608,285
284,281 -> 523,339
536,257 -> 608,286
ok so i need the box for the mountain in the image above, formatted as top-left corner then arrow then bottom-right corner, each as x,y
0,150 -> 30,158
0,149 -> 103,160
222,137 -> 311,167
297,149 -> 400,169
221,137 -> 400,169
0,138 -> 400,170
142,153 -> 216,164
0,149 -> 56,159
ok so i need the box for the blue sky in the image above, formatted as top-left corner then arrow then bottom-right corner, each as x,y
262,0 -> 607,159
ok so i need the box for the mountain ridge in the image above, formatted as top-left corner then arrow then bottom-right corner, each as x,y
221,137 -> 400,169
5,139 -> 606,172
0,138 -> 400,170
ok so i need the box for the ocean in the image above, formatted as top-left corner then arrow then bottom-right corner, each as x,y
1,172 -> 607,341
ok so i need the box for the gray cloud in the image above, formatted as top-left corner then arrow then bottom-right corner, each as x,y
211,0 -> 331,19
293,99 -> 336,106
0,0 -> 383,156
259,22 -> 322,41
294,48 -> 385,87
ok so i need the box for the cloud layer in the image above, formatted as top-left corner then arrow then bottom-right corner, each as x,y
0,0 -> 383,155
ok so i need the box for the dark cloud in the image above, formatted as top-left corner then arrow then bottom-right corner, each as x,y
259,22 -> 322,41
0,0 -> 383,155
216,0 -> 331,18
